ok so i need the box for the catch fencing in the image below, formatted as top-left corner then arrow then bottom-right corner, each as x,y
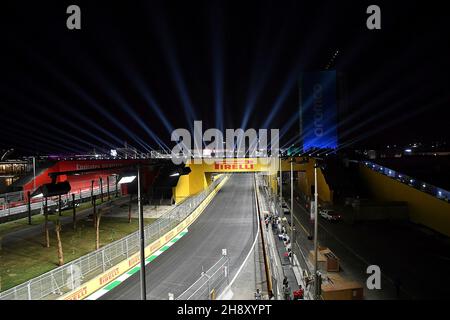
176,255 -> 230,300
0,175 -> 226,300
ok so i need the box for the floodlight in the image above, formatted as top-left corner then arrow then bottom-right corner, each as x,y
118,175 -> 136,184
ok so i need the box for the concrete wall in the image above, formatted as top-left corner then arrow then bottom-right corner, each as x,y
359,164 -> 450,237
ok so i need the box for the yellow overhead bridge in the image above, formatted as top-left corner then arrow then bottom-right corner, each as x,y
173,157 -> 333,204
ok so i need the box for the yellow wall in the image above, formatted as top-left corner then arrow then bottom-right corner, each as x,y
173,163 -> 209,203
359,164 -> 450,237
278,158 -> 333,203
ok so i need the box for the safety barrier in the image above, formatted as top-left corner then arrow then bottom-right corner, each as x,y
257,174 -> 314,300
0,175 -> 228,300
0,179 -> 119,218
176,255 -> 230,300
254,174 -> 284,299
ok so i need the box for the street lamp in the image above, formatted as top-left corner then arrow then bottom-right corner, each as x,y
311,157 -> 324,300
137,165 -> 146,300
313,162 -> 319,299
118,164 -> 191,300
290,158 -> 294,261
32,156 -> 36,192
118,168 -> 146,300
279,157 -> 282,208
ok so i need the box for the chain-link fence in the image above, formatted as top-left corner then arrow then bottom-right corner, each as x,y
176,255 -> 230,300
0,175 -> 227,300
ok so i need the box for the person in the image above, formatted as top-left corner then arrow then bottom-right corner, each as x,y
283,276 -> 289,287
286,240 -> 292,251
305,275 -> 313,290
283,283 -> 291,300
293,285 -> 304,300
283,248 -> 292,259
255,288 -> 262,300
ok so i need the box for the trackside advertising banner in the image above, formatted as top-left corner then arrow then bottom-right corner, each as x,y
300,71 -> 338,151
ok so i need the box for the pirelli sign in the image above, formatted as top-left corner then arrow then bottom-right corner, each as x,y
213,159 -> 256,171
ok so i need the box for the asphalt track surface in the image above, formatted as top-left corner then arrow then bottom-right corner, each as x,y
101,174 -> 258,300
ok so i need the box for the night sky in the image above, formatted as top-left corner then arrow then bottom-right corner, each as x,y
0,0 -> 449,155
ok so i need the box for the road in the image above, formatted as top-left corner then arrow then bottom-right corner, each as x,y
101,173 -> 258,300
285,188 -> 450,299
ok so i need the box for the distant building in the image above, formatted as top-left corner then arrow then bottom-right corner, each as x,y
299,71 -> 342,153
0,160 -> 32,193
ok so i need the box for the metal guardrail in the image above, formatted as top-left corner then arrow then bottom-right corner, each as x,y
0,179 -> 119,218
256,174 -> 314,300
255,175 -> 285,300
176,255 -> 230,300
0,175 -> 226,300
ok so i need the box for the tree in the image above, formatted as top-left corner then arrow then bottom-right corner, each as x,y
55,218 -> 64,266
92,195 -> 97,228
95,208 -> 103,250
72,193 -> 77,230
128,194 -> 133,223
44,197 -> 50,248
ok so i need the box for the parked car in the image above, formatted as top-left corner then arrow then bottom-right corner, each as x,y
319,209 -> 342,221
